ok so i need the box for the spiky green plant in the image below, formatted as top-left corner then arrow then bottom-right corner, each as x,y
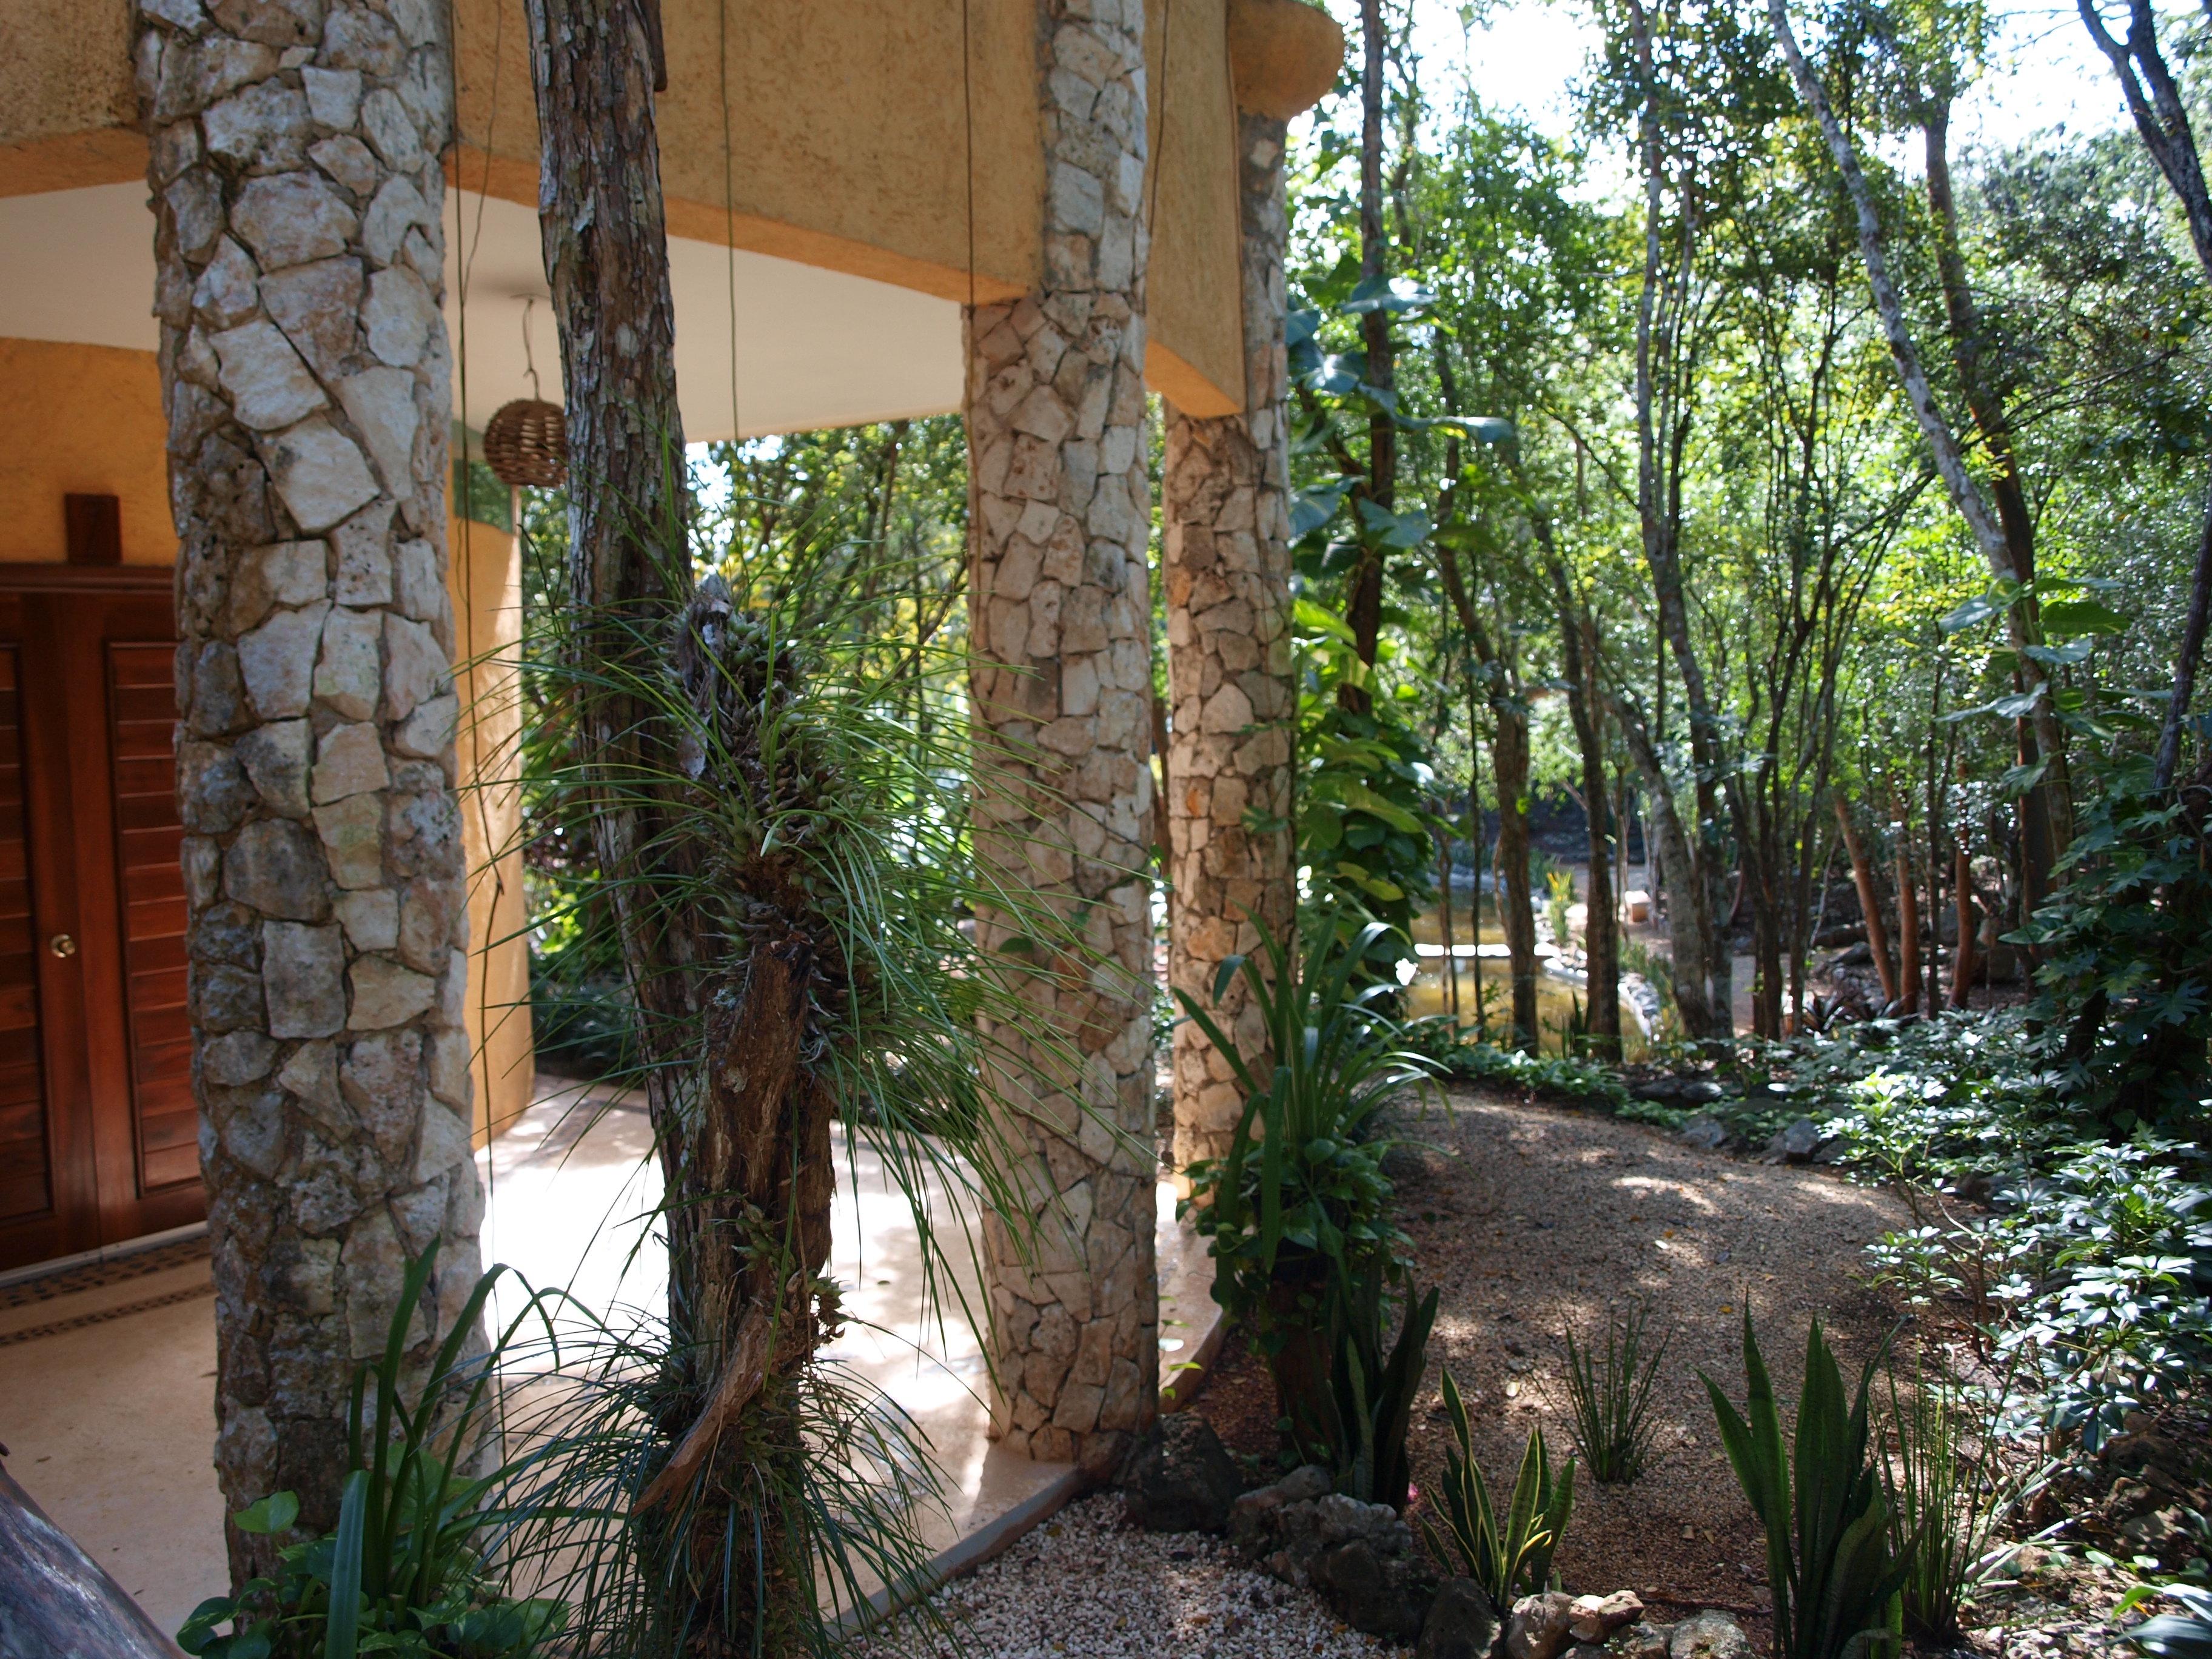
1702,1314 -> 1913,1659
1419,1369 -> 1576,1615
1301,1267 -> 1439,1508
1564,1301 -> 1671,1483
1880,1363 -> 2045,1641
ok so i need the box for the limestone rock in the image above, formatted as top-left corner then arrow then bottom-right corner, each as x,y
1121,1412 -> 1242,1533
1766,1116 -> 1823,1162
1677,1114 -> 1730,1151
1309,1537 -> 1437,1644
1669,1612 -> 1751,1659
1418,1577 -> 1501,1659
1506,1591 -> 1579,1659
1568,1590 -> 1644,1642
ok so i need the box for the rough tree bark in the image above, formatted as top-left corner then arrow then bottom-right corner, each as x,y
138,0 -> 484,1584
523,2 -> 840,1643
1164,110 -> 1298,1168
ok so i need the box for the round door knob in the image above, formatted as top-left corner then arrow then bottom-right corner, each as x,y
49,934 -> 75,959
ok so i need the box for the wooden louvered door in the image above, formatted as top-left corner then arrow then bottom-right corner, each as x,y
0,569 -> 195,1272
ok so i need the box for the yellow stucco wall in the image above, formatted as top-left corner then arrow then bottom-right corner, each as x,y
444,512 -> 537,1147
0,0 -> 1342,421
0,338 -> 175,565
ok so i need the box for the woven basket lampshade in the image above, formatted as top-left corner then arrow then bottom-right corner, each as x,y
481,398 -> 568,488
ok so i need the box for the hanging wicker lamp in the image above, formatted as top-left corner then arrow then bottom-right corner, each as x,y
481,398 -> 568,488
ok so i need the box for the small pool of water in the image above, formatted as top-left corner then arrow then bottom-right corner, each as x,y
1403,883 -> 1649,1061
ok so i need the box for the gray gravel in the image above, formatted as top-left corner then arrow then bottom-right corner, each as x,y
852,1493 -> 1390,1658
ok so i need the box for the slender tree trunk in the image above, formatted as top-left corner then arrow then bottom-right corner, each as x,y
1342,0 -> 1392,703
1617,702 -> 1718,1039
1834,795 -> 1900,1009
1493,714 -> 1540,1051
1467,666 -> 1489,1036
1771,1 -> 2076,881
1553,584 -> 1620,1057
1893,794 -> 1922,1016
1438,826 -> 1460,1019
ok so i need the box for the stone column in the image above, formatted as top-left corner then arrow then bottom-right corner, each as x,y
1163,112 -> 1297,1169
135,0 -> 483,1577
967,0 -> 1158,1472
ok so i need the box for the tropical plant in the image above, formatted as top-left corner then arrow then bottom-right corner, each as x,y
1564,1301 -> 1672,1483
2122,1585 -> 2212,1659
1419,1369 -> 1576,1616
1179,911 -> 1437,1349
509,480 -> 1069,1652
1179,911 -> 1439,1476
1702,1314 -> 1913,1659
1880,1364 -> 2046,1642
2013,761 -> 2212,1133
1298,1266 -> 1439,1508
178,1247 -> 569,1659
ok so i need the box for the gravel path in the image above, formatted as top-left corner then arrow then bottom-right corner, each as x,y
852,1493 -> 1387,1659
1188,1084 -> 1914,1628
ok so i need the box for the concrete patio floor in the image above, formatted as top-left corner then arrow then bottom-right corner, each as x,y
0,1073 -> 1219,1638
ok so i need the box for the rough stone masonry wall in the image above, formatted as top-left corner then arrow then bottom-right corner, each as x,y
1162,110 -> 1297,1169
135,0 -> 483,1573
966,0 -> 1159,1472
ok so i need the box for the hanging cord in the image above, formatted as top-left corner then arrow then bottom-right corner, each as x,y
961,0 -> 977,317
521,297 -> 544,401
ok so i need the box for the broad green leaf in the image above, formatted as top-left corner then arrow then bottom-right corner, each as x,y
2041,598 -> 2131,637
1343,273 -> 1436,313
1940,591 -> 2005,634
234,1491 -> 300,1536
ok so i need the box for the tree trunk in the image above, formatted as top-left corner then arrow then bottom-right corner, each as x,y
525,5 -> 840,1643
1493,713 -> 1541,1051
1893,800 -> 1922,1016
1342,0 -> 1392,703
1553,586 -> 1620,1058
138,0 -> 484,1584
1833,795 -> 1900,1010
1615,699 -> 1721,1040
1771,2 -> 2076,881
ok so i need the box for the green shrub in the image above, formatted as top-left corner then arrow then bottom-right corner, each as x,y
1701,1314 -> 1911,1659
1179,914 -> 1439,1483
179,1248 -> 568,1659
2122,1585 -> 2212,1659
1419,1370 -> 1575,1616
2013,762 -> 2212,1133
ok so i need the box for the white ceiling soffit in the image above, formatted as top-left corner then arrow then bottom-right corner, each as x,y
0,182 -> 962,443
